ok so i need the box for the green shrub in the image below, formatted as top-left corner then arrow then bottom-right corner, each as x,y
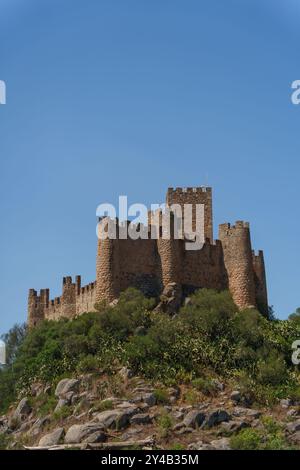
0,288 -> 300,414
53,405 -> 72,422
184,389 -> 199,405
260,416 -> 290,450
256,352 -> 287,386
230,428 -> 261,450
76,354 -> 100,373
0,433 -> 12,450
180,289 -> 237,339
34,393 -> 57,417
192,377 -> 217,396
153,388 -> 169,404
98,288 -> 154,341
171,443 -> 185,450
157,412 -> 174,437
92,399 -> 114,412
231,418 -> 292,450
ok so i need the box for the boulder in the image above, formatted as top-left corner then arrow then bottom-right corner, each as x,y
172,411 -> 184,420
232,407 -> 261,419
221,420 -> 249,434
65,391 -> 76,402
130,413 -> 152,425
175,426 -> 194,435
55,378 -> 80,398
183,410 -> 206,428
65,423 -> 106,444
18,421 -> 33,433
230,391 -> 241,403
31,383 -> 43,397
117,401 -> 138,410
142,392 -> 156,407
285,419 -> 300,434
28,416 -> 51,437
168,387 -> 180,399
15,398 -> 32,419
210,437 -> 231,450
154,283 -> 182,315
132,385 -> 154,394
94,409 -> 131,429
121,428 -> 143,440
0,415 -> 9,434
43,385 -> 52,395
119,367 -> 134,380
213,380 -> 225,392
12,398 -> 32,426
54,398 -> 69,413
289,431 -> 300,445
280,398 -> 293,408
287,409 -> 298,418
82,431 -> 107,444
78,374 -> 93,390
38,427 -> 64,447
203,409 -> 231,428
188,440 -> 216,450
172,422 -> 185,431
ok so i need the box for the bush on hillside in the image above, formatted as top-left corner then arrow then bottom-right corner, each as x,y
0,288 -> 299,413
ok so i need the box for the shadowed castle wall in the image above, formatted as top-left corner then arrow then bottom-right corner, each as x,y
252,250 -> 268,317
182,240 -> 228,293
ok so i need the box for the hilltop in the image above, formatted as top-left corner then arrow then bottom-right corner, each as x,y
0,288 -> 300,450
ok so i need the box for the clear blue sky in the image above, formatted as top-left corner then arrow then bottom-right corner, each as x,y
0,0 -> 300,333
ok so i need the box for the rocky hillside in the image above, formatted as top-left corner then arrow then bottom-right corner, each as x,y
1,368 -> 300,450
1,288 -> 300,450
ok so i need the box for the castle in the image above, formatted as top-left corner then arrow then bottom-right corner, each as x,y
28,187 -> 268,327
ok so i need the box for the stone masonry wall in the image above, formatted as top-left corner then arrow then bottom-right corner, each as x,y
28,277 -> 97,326
252,250 -> 268,317
218,221 -> 256,310
28,187 -> 268,326
166,187 -> 213,242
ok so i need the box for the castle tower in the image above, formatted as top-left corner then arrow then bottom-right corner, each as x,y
252,250 -> 268,317
28,288 -> 49,328
219,221 -> 256,310
166,187 -> 213,242
157,211 -> 183,289
96,218 -> 120,303
61,276 -> 76,318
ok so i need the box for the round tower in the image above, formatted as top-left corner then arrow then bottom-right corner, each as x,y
219,221 -> 256,310
157,211 -> 183,288
96,217 -> 120,303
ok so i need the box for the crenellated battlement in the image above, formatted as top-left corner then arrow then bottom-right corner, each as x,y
79,281 -> 96,294
219,221 -> 250,233
28,186 -> 269,326
28,276 -> 97,326
167,186 -> 212,194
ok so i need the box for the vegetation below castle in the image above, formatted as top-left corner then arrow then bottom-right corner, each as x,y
1,288 -> 300,416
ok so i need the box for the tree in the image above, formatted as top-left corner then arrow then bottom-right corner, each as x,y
288,308 -> 300,324
0,323 -> 27,365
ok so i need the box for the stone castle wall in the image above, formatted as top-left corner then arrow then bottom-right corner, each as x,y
166,187 -> 213,242
28,277 -> 97,327
28,187 -> 269,327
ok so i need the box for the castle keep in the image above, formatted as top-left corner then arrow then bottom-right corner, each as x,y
28,187 -> 268,327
